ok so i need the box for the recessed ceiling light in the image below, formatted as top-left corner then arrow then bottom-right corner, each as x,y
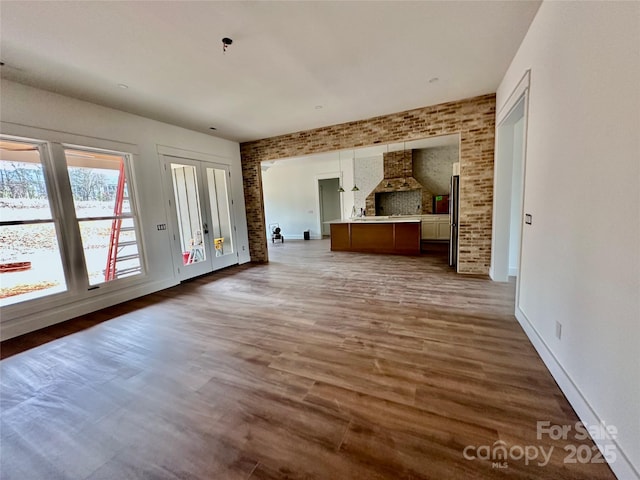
428,77 -> 439,84
209,127 -> 217,131
315,105 -> 323,110
118,83 -> 129,89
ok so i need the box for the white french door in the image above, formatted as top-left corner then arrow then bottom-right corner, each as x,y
163,155 -> 237,281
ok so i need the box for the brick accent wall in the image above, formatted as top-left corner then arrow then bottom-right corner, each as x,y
365,150 -> 432,216
240,93 -> 496,274
383,150 -> 412,179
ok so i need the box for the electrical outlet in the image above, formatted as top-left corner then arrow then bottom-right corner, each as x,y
157,224 -> 167,231
242,245 -> 246,251
555,321 -> 562,340
525,214 -> 532,225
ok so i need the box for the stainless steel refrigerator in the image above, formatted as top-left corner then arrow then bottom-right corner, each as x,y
449,175 -> 459,268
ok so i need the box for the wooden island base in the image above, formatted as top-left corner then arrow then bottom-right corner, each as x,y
330,220 -> 421,255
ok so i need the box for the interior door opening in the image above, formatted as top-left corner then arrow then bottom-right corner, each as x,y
318,177 -> 340,237
494,94 -> 526,281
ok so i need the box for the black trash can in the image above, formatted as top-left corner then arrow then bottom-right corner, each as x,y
303,230 -> 310,240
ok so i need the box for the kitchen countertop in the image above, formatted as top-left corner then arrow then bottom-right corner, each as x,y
326,216 -> 421,224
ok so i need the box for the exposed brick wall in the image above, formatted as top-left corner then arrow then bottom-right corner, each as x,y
240,93 -> 496,274
383,150 -> 412,179
365,176 -> 425,216
365,150 -> 432,216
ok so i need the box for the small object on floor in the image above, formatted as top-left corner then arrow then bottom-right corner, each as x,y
271,226 -> 284,243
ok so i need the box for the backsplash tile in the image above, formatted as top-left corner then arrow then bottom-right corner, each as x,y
376,191 -> 422,216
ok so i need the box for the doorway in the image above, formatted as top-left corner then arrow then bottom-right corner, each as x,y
163,155 -> 237,281
492,88 -> 527,282
318,178 -> 341,236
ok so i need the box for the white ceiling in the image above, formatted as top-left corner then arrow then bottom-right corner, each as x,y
0,1 -> 540,143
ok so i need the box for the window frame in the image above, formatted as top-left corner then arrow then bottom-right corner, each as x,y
0,133 -> 148,319
0,137 -> 71,305
62,143 -> 146,287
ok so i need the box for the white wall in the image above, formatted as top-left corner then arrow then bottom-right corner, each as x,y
353,155 -> 383,213
261,156 -> 354,239
0,79 -> 250,339
496,2 -> 640,479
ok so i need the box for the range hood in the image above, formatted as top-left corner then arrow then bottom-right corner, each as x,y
364,150 -> 433,215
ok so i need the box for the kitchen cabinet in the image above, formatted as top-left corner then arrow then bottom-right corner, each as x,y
329,219 -> 421,255
421,215 -> 449,240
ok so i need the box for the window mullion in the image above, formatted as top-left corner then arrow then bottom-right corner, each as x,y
46,143 -> 89,293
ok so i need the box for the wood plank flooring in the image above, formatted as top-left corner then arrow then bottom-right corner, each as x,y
1,240 -> 616,479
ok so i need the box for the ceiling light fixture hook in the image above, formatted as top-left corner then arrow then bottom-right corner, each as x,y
222,37 -> 233,53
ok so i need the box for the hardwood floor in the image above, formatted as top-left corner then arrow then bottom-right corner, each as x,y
1,239 -> 616,479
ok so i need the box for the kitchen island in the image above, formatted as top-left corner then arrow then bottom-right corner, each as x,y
329,217 -> 421,255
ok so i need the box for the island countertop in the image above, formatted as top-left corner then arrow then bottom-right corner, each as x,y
325,216 -> 421,224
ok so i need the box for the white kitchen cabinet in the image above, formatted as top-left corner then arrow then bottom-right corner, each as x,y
436,218 -> 450,240
421,215 -> 450,240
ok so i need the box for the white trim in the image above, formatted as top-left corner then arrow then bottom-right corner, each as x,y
508,267 -> 518,276
0,278 -> 176,341
491,69 -> 530,283
0,121 -> 140,155
157,144 -> 232,164
515,307 -> 639,480
497,70 -> 531,124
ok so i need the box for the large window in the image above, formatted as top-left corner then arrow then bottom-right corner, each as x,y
65,149 -> 142,286
0,140 -> 67,305
0,136 -> 144,308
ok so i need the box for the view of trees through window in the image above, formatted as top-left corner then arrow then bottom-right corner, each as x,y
0,139 -> 143,307
0,140 -> 67,304
65,149 -> 140,286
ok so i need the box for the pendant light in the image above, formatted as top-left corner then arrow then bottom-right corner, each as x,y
351,148 -> 359,192
337,151 -> 345,193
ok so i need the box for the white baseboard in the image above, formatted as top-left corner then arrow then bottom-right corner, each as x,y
0,278 -> 176,341
514,306 -> 639,480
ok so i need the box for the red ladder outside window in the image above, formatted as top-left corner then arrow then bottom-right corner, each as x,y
104,161 -> 126,281
104,160 -> 142,281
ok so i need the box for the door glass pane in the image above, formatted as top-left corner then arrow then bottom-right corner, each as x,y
65,148 -> 142,285
206,167 -> 233,257
171,164 -> 206,265
0,140 -> 67,305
